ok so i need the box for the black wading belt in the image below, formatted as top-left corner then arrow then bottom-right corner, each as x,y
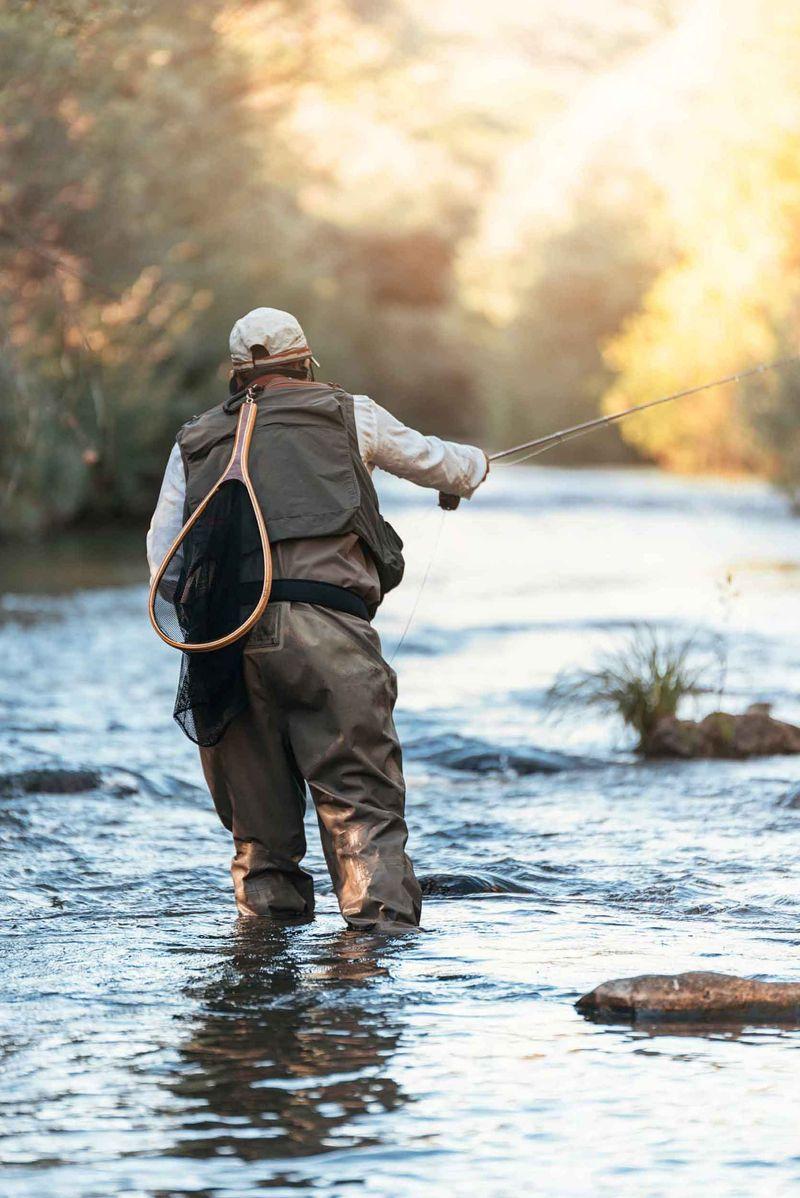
239,578 -> 370,622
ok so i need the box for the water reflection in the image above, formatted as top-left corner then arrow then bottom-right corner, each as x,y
168,921 -> 407,1163
587,1014 -> 800,1039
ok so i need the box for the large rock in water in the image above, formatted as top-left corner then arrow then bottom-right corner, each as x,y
576,971 -> 800,1024
0,767 -> 101,796
644,707 -> 800,759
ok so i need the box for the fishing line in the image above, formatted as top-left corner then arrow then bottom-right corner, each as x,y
488,353 -> 800,467
389,507 -> 446,664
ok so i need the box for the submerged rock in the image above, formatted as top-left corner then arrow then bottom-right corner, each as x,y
419,871 -> 532,897
0,768 -> 102,797
407,733 -> 586,774
644,707 -> 800,759
576,971 -> 800,1024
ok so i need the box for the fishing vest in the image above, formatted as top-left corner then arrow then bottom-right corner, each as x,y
177,381 -> 405,603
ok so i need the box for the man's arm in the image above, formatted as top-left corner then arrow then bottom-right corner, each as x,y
353,396 -> 489,498
146,443 -> 186,592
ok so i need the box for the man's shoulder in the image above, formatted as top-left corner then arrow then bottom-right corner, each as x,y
317,380 -> 355,400
176,397 -> 230,443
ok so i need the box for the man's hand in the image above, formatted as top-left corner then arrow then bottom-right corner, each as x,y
439,452 -> 488,509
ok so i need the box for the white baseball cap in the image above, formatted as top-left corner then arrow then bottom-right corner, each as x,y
229,307 -> 319,368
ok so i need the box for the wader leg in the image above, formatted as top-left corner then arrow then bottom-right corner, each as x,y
199,642 -> 314,919
309,777 -> 421,932
280,607 -> 422,931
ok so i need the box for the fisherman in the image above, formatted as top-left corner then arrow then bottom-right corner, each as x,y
146,308 -> 489,931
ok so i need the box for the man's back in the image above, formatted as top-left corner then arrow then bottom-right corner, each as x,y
146,307 -> 488,930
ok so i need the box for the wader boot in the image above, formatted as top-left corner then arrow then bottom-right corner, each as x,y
200,601 -> 421,931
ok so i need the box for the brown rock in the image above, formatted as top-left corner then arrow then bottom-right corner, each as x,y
644,710 -> 800,759
643,715 -> 703,758
576,971 -> 800,1024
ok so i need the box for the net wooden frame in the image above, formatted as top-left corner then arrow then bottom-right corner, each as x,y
148,398 -> 272,652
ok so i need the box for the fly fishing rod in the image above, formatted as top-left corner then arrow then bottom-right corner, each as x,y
437,353 -> 800,508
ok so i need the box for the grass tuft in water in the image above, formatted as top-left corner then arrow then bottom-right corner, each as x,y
547,625 -> 719,750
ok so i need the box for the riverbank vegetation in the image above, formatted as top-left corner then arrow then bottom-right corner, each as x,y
2,1 -> 800,537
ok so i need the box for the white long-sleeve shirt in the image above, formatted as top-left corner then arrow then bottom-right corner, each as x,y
146,392 -> 488,583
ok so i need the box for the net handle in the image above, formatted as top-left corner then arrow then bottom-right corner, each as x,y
148,399 -> 273,652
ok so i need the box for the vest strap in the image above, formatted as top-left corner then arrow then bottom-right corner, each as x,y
240,578 -> 370,622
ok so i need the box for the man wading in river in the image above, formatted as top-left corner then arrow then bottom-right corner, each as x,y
147,308 -> 488,930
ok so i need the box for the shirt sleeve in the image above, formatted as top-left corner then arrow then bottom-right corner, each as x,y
352,395 -> 488,498
146,442 -> 186,589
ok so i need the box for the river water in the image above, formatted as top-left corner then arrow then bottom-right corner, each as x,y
2,466 -> 800,1197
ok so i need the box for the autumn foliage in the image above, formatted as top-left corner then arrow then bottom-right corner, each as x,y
2,1 -> 800,535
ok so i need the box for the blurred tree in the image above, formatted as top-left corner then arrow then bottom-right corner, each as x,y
472,172 -> 668,456
0,0 -> 706,538
0,0 -> 322,533
602,0 -> 800,481
0,0 -> 487,535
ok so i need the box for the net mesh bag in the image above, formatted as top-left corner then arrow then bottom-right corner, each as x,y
152,480 -> 265,746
